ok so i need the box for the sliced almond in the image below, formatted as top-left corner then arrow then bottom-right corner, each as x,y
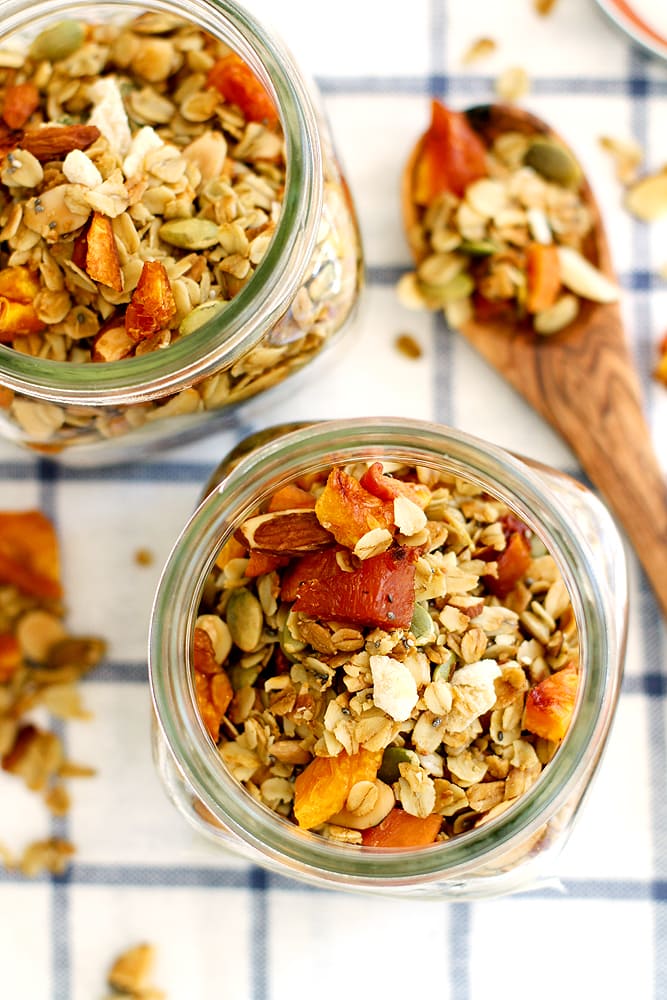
556,246 -> 620,303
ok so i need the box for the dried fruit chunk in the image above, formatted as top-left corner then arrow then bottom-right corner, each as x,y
21,124 -> 101,161
0,633 -> 21,682
361,808 -> 442,848
292,545 -> 418,629
655,331 -> 667,386
193,626 -> 233,740
207,53 -> 278,127
293,748 -> 383,829
0,298 -> 46,340
0,266 -> 41,303
411,99 -> 488,204
0,510 -> 62,599
244,550 -> 289,578
267,484 -> 317,512
525,242 -> 561,314
124,259 -> 176,341
315,467 -> 395,549
483,530 -> 532,599
360,461 -> 431,507
524,663 -> 578,742
2,83 -> 39,130
74,212 -> 124,292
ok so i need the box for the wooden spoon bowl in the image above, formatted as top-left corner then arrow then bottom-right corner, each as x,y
402,102 -> 667,618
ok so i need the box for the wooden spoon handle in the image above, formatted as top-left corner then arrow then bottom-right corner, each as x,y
460,308 -> 667,619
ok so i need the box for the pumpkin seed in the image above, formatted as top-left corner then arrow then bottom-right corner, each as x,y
378,746 -> 419,784
410,603 -> 437,645
420,270 -> 475,306
459,238 -> 497,256
523,138 -> 581,188
29,20 -> 85,62
158,218 -> 221,250
225,588 -> 264,652
179,299 -> 226,336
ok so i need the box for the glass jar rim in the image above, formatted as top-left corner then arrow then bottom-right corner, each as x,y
0,0 -> 323,406
149,417 -> 623,885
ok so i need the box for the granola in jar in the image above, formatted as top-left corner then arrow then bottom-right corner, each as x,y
191,457 -> 580,849
0,7 -> 362,456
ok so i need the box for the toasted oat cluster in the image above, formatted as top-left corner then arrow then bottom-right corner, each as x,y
0,509 -> 106,875
194,461 -> 580,849
400,99 -> 619,335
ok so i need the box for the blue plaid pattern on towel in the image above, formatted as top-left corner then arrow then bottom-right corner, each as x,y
0,1 -> 666,997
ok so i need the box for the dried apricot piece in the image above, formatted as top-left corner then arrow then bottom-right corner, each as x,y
244,550 -> 289,578
361,808 -> 442,848
0,266 -> 43,303
0,511 -> 62,600
293,748 -> 383,829
124,260 -> 176,341
292,546 -> 418,629
524,663 -> 578,742
525,242 -> 561,314
0,298 -> 46,341
193,627 -> 233,741
207,52 -> 278,127
267,484 -> 317,512
412,99 -> 488,204
483,530 -> 532,599
0,633 -> 21,682
359,461 -> 431,508
77,212 -> 124,292
315,467 -> 395,549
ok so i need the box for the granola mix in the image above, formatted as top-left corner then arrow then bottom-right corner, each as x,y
400,99 -> 620,337
192,459 -> 580,849
0,509 -> 106,875
0,13 -> 361,448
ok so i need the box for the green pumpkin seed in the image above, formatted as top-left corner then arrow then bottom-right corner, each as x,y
225,588 -> 264,652
279,620 -> 307,661
409,603 -> 437,645
159,218 -> 221,250
378,746 -> 419,784
29,20 -> 85,62
179,299 -> 226,336
523,138 -> 581,188
228,662 -> 262,691
459,238 -> 497,256
432,650 -> 457,681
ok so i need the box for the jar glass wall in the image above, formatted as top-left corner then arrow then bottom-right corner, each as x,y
149,418 -> 627,899
0,0 -> 363,462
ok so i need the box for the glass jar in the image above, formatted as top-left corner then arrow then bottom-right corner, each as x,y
0,0 -> 363,464
148,418 -> 628,899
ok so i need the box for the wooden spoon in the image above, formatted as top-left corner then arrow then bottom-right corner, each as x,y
402,102 -> 667,618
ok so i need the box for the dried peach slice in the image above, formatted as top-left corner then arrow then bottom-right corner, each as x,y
293,748 -> 383,829
524,663 -> 579,742
77,212 -> 124,292
124,260 -> 176,341
0,510 -> 62,600
207,52 -> 278,127
315,466 -> 395,549
361,808 -> 442,848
